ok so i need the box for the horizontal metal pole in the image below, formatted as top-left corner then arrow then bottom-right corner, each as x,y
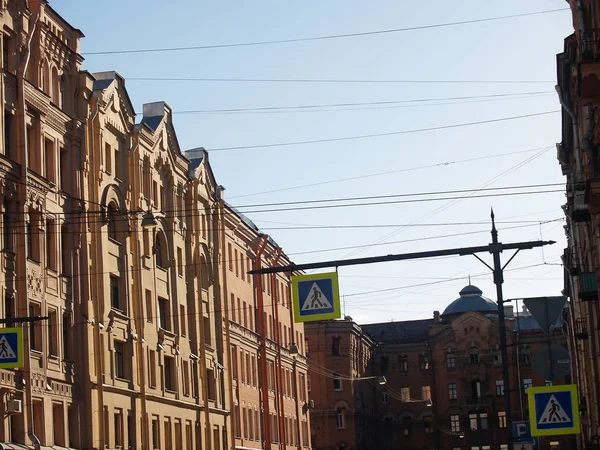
248,240 -> 555,275
0,316 -> 49,324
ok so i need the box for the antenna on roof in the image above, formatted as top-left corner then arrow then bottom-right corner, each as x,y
468,275 -> 471,285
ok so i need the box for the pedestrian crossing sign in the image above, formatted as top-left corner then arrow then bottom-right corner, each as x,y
0,328 -> 23,369
292,272 -> 341,323
528,384 -> 580,436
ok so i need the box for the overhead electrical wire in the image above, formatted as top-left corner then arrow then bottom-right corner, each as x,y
207,111 -> 560,152
172,91 -> 554,115
226,145 -> 557,199
129,76 -> 556,85
83,7 -> 568,56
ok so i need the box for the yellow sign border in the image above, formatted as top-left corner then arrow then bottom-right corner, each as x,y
0,327 -> 23,369
528,384 -> 580,436
292,272 -> 341,323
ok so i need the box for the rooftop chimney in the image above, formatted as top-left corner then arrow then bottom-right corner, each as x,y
433,310 -> 440,323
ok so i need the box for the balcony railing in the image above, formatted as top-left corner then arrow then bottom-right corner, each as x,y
579,272 -> 598,301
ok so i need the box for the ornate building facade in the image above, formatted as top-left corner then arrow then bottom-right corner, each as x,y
0,1 -> 311,449
556,1 -> 600,448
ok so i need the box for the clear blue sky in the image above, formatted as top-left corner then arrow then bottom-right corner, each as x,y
54,0 -> 574,323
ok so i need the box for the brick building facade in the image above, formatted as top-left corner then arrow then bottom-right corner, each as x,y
306,285 -> 574,450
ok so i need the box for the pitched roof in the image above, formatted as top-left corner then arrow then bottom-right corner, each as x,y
362,319 -> 434,344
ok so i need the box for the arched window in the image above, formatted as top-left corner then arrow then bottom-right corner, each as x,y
40,63 -> 49,94
51,67 -> 59,104
107,204 -> 118,242
336,407 -> 345,429
469,348 -> 480,364
59,75 -> 66,110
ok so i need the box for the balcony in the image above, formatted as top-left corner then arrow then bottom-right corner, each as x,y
579,272 -> 598,301
579,29 -> 600,103
575,318 -> 589,340
566,185 -> 590,223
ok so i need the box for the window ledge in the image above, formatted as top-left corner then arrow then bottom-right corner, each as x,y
108,237 -> 122,246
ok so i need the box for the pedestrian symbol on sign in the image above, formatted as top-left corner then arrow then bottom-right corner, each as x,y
302,283 -> 332,311
0,335 -> 16,360
539,395 -> 570,424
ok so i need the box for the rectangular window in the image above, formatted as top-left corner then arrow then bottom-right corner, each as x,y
152,418 -> 160,450
332,338 -> 341,356
400,387 -> 410,402
207,369 -> 216,401
2,35 -> 9,71
115,341 -> 125,379
493,351 -> 502,365
114,147 -> 121,179
500,445 -> 509,450
46,218 -> 56,270
246,353 -> 251,385
164,419 -> 172,450
148,350 -> 157,387
228,244 -> 233,271
448,383 -> 458,400
472,380 -> 482,402
48,309 -> 58,356
240,350 -> 245,384
333,373 -> 342,391
420,354 -> 429,370
114,410 -> 123,448
59,148 -> 67,191
27,212 -> 40,261
231,346 -> 238,380
159,297 -> 169,330
523,378 -> 533,393
545,380 -> 554,386
104,143 -> 111,174
182,360 -> 190,396
3,111 -> 11,157
550,441 -> 560,450
424,415 -> 434,434
422,385 -> 431,401
177,247 -> 183,277
496,379 -> 504,396
152,180 -> 158,206
203,316 -> 211,344
27,120 -> 39,173
234,249 -> 239,277
110,275 -> 121,311
446,351 -> 456,368
174,420 -> 182,450
251,355 -> 257,386
159,186 -> 165,212
380,355 -> 389,375
480,412 -> 488,430
164,356 -> 175,391
3,202 -> 11,251
498,411 -> 507,428
399,355 -> 408,372
29,303 -> 41,351
60,225 -> 68,274
180,305 -> 186,336
382,392 -> 389,404
450,414 -> 460,433
145,290 -> 153,322
60,311 -> 71,357
44,138 -> 55,183
469,413 -> 478,431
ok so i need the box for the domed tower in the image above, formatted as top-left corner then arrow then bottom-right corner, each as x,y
441,284 -> 498,320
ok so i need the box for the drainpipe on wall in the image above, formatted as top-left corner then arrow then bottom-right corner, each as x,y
217,191 -> 236,449
269,248 -> 287,449
16,11 -> 40,450
130,129 -> 149,450
253,235 -> 270,450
